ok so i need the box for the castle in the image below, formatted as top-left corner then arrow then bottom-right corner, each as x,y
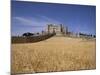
46,24 -> 68,36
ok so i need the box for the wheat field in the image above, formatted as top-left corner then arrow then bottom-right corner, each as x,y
11,37 -> 96,74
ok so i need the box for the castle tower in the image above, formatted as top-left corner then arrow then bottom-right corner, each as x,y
46,24 -> 68,36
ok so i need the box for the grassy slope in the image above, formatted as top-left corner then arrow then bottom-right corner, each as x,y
11,37 -> 96,74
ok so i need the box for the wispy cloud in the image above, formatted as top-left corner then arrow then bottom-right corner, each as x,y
14,17 -> 34,25
13,15 -> 61,27
39,15 -> 61,24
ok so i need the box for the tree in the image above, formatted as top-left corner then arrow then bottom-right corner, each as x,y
36,32 -> 39,35
93,35 -> 96,38
22,32 -> 34,37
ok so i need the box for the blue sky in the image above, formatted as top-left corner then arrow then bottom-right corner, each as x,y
11,1 -> 96,36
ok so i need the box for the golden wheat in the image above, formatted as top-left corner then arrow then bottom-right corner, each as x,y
11,37 -> 96,74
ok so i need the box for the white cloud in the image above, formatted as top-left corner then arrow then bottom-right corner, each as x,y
13,15 -> 61,27
39,15 -> 61,24
14,17 -> 39,26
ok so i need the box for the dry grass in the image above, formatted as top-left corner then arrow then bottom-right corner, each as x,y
11,37 -> 96,74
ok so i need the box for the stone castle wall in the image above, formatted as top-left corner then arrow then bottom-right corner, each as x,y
46,24 -> 68,36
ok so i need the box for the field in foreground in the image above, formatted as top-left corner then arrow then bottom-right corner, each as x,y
11,37 -> 96,74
